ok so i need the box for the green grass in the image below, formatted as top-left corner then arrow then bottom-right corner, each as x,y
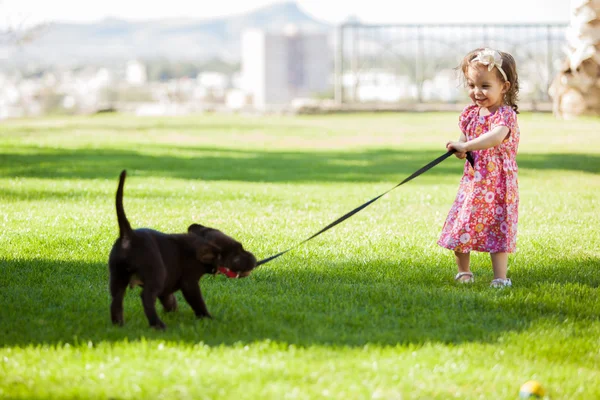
0,112 -> 599,399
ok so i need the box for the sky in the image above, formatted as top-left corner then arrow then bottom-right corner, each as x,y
1,0 -> 572,27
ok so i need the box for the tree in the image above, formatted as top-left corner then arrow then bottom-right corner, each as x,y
549,0 -> 600,117
0,1 -> 46,47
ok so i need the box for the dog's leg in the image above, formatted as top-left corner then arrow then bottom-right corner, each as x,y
159,293 -> 178,312
109,273 -> 129,326
141,287 -> 166,329
180,282 -> 212,319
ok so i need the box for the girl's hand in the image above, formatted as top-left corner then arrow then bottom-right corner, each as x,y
446,141 -> 468,158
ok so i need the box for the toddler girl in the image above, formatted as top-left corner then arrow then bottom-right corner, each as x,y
438,48 -> 520,288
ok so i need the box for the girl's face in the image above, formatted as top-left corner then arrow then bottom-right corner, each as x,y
466,64 -> 510,112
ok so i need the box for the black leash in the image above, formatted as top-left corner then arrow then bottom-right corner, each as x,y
256,150 -> 474,266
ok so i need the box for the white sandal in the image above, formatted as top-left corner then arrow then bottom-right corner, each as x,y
490,278 -> 512,288
454,272 -> 474,283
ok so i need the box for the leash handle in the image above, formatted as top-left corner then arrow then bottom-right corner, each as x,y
256,150 -> 471,266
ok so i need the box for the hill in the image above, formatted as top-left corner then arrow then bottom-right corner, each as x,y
5,2 -> 331,68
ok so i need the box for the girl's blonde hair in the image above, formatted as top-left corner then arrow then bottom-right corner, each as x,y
458,48 -> 520,114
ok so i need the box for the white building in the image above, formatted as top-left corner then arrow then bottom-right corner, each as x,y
345,71 -> 416,102
241,28 -> 330,109
196,72 -> 229,101
126,60 -> 147,86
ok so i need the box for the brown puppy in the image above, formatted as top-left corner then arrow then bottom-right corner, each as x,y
108,170 -> 256,329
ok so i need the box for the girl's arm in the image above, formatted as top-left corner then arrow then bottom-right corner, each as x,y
447,126 -> 509,153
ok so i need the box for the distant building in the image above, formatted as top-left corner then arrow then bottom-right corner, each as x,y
241,28 -> 330,109
197,72 -> 228,90
345,71 -> 415,103
196,72 -> 229,101
126,60 -> 147,86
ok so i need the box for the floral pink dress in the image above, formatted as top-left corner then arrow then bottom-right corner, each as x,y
438,104 -> 520,253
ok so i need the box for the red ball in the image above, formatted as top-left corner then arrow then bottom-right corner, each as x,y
217,267 -> 239,278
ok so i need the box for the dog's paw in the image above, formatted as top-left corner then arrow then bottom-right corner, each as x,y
151,321 -> 167,330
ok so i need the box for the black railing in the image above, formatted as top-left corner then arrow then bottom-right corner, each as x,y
335,23 -> 568,108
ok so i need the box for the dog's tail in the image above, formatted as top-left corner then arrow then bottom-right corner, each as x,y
116,170 -> 133,241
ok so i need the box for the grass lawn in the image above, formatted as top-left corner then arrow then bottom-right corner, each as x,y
0,111 -> 599,399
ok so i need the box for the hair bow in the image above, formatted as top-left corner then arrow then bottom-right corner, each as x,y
472,48 -> 507,81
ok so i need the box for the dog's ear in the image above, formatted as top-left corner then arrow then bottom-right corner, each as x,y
188,223 -> 208,236
195,242 -> 222,264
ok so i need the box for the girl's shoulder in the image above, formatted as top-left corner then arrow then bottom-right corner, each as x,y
497,105 -> 517,118
460,103 -> 479,117
490,105 -> 518,126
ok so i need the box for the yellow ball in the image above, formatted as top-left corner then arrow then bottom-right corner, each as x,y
519,380 -> 545,398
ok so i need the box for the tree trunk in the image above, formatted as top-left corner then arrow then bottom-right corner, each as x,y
549,0 -> 600,117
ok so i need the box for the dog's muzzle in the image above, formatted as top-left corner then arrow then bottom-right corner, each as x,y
216,267 -> 251,279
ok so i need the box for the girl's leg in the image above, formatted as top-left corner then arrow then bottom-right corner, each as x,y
490,252 -> 509,279
454,251 -> 471,281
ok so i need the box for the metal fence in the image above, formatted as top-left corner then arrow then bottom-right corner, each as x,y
334,23 -> 568,109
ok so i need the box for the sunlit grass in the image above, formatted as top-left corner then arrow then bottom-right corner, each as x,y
0,112 -> 599,399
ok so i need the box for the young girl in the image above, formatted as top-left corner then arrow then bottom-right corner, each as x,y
438,48 -> 520,288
